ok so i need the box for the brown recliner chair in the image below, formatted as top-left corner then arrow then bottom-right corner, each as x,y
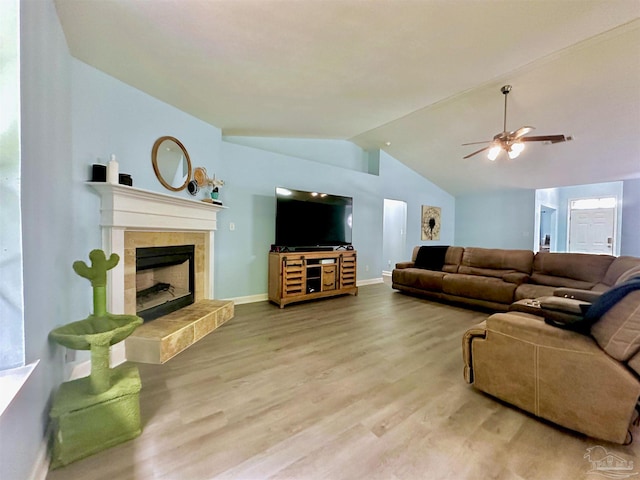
462,289 -> 640,444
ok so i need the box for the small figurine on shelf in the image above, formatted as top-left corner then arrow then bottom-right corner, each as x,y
193,167 -> 224,205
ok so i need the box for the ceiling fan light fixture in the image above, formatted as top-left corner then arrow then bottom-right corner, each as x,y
463,85 -> 568,160
508,142 -> 525,159
487,145 -> 501,161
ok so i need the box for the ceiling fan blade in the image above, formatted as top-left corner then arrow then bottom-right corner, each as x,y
463,146 -> 491,159
521,134 -> 567,144
461,140 -> 491,146
512,126 -> 535,139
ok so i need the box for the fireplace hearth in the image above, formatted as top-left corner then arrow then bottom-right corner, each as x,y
136,245 -> 195,321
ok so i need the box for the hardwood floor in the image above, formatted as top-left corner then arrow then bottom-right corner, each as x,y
47,284 -> 639,480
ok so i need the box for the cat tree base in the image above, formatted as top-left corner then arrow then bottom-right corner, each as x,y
49,364 -> 142,469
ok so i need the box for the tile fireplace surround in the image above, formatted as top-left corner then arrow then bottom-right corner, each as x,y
88,183 -> 233,364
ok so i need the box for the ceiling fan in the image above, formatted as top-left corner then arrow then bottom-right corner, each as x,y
463,85 -> 571,160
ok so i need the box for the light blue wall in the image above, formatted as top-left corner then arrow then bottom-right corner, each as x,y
621,178 -> 640,257
454,189 -> 536,249
71,61 -> 222,198
214,145 -> 455,299
556,181 -> 623,256
223,136 -> 369,173
1,1 -> 73,479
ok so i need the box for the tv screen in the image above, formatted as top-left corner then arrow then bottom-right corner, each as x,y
275,187 -> 353,248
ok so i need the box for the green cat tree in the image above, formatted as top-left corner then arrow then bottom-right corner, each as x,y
49,250 -> 143,469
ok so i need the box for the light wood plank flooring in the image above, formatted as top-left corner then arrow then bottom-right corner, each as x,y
47,284 -> 639,480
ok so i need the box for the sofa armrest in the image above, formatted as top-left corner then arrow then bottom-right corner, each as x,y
462,321 -> 487,384
553,287 -> 603,303
395,261 -> 415,269
485,312 -> 597,351
471,311 -> 640,444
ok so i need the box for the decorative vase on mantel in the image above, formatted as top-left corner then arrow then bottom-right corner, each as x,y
48,249 -> 144,469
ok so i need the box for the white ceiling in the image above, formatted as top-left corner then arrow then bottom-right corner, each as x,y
54,0 -> 640,196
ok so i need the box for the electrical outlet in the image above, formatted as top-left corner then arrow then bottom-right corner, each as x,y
365,265 -> 369,272
229,222 -> 235,231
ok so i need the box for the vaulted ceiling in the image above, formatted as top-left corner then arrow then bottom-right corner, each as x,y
54,0 -> 640,195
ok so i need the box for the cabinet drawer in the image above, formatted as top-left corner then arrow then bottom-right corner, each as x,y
322,265 -> 337,291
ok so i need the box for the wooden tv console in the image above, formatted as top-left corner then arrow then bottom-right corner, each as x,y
268,250 -> 358,308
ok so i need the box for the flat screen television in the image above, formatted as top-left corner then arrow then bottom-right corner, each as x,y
275,187 -> 353,249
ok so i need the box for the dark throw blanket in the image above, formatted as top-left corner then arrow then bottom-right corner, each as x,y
414,246 -> 449,271
584,275 -> 640,322
545,275 -> 640,334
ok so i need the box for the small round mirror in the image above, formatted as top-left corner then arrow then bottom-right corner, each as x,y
151,136 -> 192,192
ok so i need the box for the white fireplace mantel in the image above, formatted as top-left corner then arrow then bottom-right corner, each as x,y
88,182 -> 224,313
88,182 -> 224,231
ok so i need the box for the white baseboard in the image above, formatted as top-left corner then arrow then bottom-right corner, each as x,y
110,342 -> 127,367
28,425 -> 50,480
224,293 -> 269,305
357,277 -> 384,286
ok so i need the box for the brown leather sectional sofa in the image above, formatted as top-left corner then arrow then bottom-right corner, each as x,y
393,245 -> 640,444
392,245 -> 640,310
463,292 -> 640,444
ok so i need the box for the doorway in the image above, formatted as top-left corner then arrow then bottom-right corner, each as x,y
568,197 -> 616,254
382,199 -> 407,284
539,205 -> 556,252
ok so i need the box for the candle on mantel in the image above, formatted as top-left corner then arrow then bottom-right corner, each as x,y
107,154 -> 119,184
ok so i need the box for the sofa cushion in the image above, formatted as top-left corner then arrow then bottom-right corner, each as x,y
529,273 -> 597,290
409,245 -> 463,273
392,268 -> 446,291
461,247 -> 533,274
601,256 -> 640,287
442,246 -> 464,273
414,245 -> 449,271
514,283 -> 556,300
532,252 -> 614,285
443,274 -> 516,304
628,350 -> 640,377
591,290 -> 640,361
616,264 -> 640,285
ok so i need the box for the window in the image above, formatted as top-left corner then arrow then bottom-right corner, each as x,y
570,197 -> 616,210
0,0 -> 24,370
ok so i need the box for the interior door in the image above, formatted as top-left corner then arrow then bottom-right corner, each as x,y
568,208 -> 615,254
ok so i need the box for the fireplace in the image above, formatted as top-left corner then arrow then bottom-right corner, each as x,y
136,245 -> 195,321
88,183 -> 227,364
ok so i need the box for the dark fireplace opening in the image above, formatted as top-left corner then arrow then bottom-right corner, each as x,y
136,244 -> 195,322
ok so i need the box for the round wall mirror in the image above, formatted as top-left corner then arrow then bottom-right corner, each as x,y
151,136 -> 192,192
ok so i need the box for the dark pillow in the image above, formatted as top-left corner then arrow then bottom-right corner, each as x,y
414,246 -> 449,271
